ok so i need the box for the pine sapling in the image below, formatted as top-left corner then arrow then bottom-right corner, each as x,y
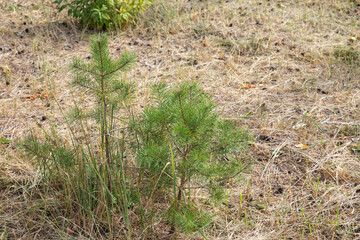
71,34 -> 135,223
130,82 -> 250,234
21,34 -> 136,237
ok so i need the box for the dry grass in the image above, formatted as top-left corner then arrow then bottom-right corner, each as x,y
1,0 -> 360,239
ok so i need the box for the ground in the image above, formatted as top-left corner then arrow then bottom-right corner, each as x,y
0,0 -> 360,239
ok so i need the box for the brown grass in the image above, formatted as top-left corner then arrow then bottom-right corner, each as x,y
1,0 -> 360,239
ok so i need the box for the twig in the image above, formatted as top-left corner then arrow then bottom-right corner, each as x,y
260,141 -> 288,180
321,120 -> 359,125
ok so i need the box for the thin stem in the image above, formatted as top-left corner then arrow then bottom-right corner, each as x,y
98,40 -> 111,171
98,40 -> 113,234
177,176 -> 186,203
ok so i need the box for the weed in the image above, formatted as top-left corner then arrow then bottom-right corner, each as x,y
219,39 -> 235,49
54,0 -> 153,31
193,22 -> 208,37
349,143 -> 360,158
0,227 -> 7,240
0,137 -> 11,145
5,4 -> 18,12
139,0 -> 180,35
218,37 -> 263,56
334,46 -> 359,68
0,65 -> 11,86
341,124 -> 360,136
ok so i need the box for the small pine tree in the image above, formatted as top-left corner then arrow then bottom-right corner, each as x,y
21,34 -> 136,237
70,33 -> 136,197
130,82 -> 249,233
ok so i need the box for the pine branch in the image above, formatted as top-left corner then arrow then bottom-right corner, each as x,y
73,56 -> 134,79
103,59 -> 134,77
73,65 -> 101,76
74,81 -> 100,92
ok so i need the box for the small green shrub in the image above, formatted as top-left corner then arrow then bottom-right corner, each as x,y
54,0 -> 153,30
129,82 -> 249,233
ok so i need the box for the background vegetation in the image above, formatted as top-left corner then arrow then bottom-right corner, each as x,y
54,0 -> 152,30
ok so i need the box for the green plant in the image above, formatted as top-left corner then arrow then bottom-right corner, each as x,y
0,136 -> 11,145
349,143 -> 360,158
20,34 -> 136,238
218,37 -> 263,56
193,22 -> 208,37
129,82 -> 249,233
0,227 -> 7,240
5,4 -> 19,12
341,124 -> 360,136
54,0 -> 152,30
334,46 -> 359,68
139,0 -> 179,35
20,33 -> 249,238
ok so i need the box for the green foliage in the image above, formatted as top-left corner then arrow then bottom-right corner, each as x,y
341,124 -> 360,137
130,82 -> 249,232
20,34 -> 135,237
71,34 -> 136,108
20,33 -> 250,237
54,0 -> 153,30
193,22 -> 209,37
167,204 -> 212,234
5,4 -> 19,12
349,143 -> 360,158
218,37 -> 263,56
0,136 -> 11,145
334,46 -> 359,68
